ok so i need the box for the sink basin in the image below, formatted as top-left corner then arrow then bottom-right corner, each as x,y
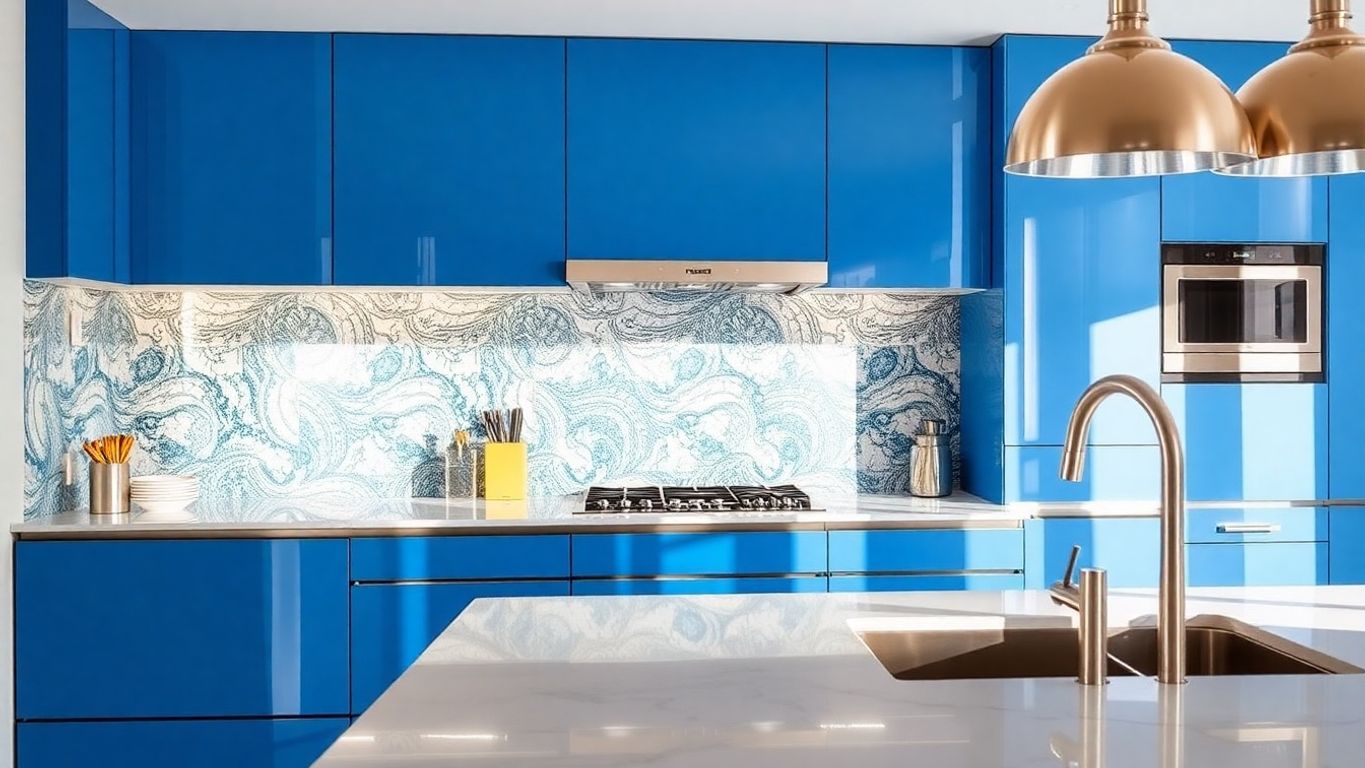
854,614 -> 1363,681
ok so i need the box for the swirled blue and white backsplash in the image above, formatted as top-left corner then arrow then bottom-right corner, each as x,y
24,281 -> 960,518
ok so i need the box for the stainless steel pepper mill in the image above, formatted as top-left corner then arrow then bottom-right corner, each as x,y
908,418 -> 952,497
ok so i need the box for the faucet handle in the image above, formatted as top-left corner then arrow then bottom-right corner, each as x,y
1061,544 -> 1082,588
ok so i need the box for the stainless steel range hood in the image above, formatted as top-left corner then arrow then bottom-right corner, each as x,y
566,259 -> 827,294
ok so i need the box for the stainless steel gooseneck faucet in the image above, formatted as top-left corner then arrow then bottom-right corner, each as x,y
1059,374 -> 1187,685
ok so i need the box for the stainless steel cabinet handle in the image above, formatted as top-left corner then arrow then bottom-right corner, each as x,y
1215,522 -> 1281,534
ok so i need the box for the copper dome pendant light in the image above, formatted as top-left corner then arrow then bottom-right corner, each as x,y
1219,0 -> 1365,176
1005,0 -> 1257,178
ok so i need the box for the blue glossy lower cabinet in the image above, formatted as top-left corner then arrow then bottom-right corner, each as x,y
829,574 -> 1024,592
351,580 -> 570,712
18,718 -> 348,768
571,532 -> 827,577
1188,543 -> 1329,587
16,539 -> 349,719
828,529 -> 1024,572
573,577 -> 827,596
1024,517 -> 1160,588
1330,508 -> 1365,584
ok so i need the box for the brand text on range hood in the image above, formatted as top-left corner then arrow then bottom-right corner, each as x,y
566,260 -> 827,294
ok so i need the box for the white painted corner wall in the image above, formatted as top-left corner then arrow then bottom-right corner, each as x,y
1,0 -> 22,762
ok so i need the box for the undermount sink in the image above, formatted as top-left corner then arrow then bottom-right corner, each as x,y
853,614 -> 1364,681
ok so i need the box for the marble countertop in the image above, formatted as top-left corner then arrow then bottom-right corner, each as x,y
317,585 -> 1365,766
9,492 -> 1034,538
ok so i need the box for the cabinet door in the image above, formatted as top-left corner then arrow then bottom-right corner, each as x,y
571,532 -> 827,578
1005,445 -> 1160,503
130,32 -> 331,284
1330,508 -> 1365,584
567,38 -> 825,261
1187,542 -> 1329,587
16,539 -> 348,719
19,718 -> 348,768
998,36 -> 1162,447
1162,41 -> 1327,244
829,574 -> 1024,592
1165,383 -> 1328,501
334,35 -> 565,286
572,577 -> 826,596
67,27 -> 120,281
1024,518 -> 1160,588
1330,175 -> 1365,499
827,529 -> 1023,573
827,44 -> 990,288
350,580 -> 569,713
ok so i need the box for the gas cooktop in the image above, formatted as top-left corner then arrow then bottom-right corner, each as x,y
578,484 -> 818,514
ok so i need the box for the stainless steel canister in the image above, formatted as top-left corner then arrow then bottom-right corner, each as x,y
907,419 -> 952,498
89,462 -> 131,514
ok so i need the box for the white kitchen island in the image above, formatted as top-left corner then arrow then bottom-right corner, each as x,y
316,586 -> 1365,767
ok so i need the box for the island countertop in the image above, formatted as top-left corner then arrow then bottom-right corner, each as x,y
316,585 -> 1365,766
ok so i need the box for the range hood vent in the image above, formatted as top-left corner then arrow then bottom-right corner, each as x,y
566,260 -> 827,295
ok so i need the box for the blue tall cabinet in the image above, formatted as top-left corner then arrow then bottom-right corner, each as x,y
333,35 -> 566,286
963,35 -> 1163,505
567,38 -> 825,262
1330,174 -> 1365,502
130,32 -> 332,284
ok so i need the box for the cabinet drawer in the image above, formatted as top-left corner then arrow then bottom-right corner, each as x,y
16,540 -> 348,719
829,574 -> 1024,592
572,576 -> 826,596
350,580 -> 569,712
18,718 -> 348,768
1186,507 -> 1328,544
1188,542 -> 1328,587
828,529 -> 1023,573
351,535 -> 570,582
571,532 -> 827,577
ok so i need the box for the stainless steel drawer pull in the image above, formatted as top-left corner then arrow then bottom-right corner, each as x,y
1215,522 -> 1281,534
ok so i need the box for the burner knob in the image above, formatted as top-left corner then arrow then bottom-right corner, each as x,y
689,500 -> 704,510
756,498 -> 769,509
738,499 -> 753,509
618,499 -> 632,510
781,498 -> 795,509
667,499 -> 683,510
595,500 -> 611,510
710,499 -> 725,510
640,499 -> 653,511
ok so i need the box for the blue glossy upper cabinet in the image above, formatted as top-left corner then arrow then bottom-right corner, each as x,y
567,39 -> 825,261
827,45 -> 991,288
1330,174 -> 1365,498
333,35 -> 566,286
130,32 -> 332,284
1162,41 -> 1327,243
66,0 -> 129,282
996,36 -> 1162,448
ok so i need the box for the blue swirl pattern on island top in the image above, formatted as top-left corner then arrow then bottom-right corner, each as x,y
23,281 -> 961,518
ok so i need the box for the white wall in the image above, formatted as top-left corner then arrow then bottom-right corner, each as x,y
0,0 -> 23,762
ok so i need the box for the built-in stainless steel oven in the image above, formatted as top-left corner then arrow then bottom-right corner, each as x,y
1162,243 -> 1323,383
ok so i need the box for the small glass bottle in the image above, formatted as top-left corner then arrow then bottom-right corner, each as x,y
446,442 -> 479,499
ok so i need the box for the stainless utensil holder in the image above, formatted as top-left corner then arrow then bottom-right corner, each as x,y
89,463 -> 130,514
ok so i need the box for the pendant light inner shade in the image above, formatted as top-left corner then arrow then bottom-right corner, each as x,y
1004,0 -> 1257,177
1218,0 -> 1365,176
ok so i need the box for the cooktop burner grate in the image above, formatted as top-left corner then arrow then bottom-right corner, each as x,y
578,484 -> 817,513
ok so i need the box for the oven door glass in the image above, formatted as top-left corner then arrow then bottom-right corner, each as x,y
1179,279 -> 1307,344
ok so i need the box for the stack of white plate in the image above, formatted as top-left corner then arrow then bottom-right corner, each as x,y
130,475 -> 199,518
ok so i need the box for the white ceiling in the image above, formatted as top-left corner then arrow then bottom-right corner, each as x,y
88,0 -> 1306,45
